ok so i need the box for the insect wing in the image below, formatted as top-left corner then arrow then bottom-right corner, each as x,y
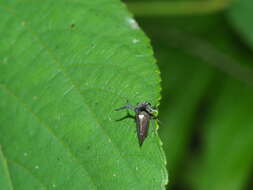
136,111 -> 151,146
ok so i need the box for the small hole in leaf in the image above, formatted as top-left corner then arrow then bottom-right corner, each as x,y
70,24 -> 75,28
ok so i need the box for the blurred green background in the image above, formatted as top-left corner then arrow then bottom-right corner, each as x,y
125,0 -> 253,189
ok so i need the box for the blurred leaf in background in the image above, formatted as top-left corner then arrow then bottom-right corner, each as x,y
126,0 -> 253,189
228,0 -> 253,49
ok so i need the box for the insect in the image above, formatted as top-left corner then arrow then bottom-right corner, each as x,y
115,102 -> 158,146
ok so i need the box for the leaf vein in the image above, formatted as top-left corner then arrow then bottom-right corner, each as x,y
0,84 -> 98,190
0,146 -> 14,190
8,159 -> 47,190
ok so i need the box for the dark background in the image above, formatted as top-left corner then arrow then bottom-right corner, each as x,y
125,0 -> 253,189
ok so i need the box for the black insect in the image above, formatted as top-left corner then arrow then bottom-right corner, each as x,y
115,102 -> 158,146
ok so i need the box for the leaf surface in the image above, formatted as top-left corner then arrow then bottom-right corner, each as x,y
0,0 -> 167,189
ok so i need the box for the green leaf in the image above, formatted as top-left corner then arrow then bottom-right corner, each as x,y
227,0 -> 253,49
0,0 -> 167,189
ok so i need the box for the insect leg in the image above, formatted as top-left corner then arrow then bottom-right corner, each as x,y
114,104 -> 135,111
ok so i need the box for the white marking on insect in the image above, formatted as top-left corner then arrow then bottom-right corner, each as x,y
139,114 -> 145,119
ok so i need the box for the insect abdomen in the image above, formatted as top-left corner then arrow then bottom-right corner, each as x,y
136,111 -> 151,146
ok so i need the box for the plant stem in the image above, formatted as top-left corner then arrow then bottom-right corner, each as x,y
126,0 -> 234,16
